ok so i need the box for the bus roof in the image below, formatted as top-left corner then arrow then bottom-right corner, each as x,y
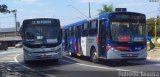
99,12 -> 145,20
22,18 -> 60,26
63,11 -> 145,29
23,18 -> 60,21
63,19 -> 87,29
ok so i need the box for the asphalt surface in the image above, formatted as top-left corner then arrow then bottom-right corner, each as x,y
0,48 -> 160,77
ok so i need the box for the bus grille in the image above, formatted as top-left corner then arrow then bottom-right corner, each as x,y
33,51 -> 53,53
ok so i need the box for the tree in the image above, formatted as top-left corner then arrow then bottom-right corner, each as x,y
0,4 -> 9,13
147,18 -> 155,36
146,18 -> 160,37
98,4 -> 113,14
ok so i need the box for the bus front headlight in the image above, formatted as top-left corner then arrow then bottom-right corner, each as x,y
52,48 -> 61,53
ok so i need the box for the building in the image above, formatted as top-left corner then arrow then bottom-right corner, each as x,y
0,27 -> 21,47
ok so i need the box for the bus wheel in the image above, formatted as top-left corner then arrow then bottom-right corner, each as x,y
24,60 -> 31,64
91,49 -> 99,63
4,48 -> 7,51
24,56 -> 31,64
52,59 -> 59,64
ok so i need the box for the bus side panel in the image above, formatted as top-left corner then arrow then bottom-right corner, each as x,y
81,37 -> 98,57
81,37 -> 87,56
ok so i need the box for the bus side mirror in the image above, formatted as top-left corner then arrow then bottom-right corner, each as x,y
105,21 -> 111,39
20,27 -> 24,38
106,21 -> 109,29
59,29 -> 63,43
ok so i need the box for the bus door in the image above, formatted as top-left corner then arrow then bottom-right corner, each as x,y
76,26 -> 82,55
98,20 -> 106,56
64,29 -> 68,51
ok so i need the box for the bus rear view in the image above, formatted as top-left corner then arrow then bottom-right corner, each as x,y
20,18 -> 62,63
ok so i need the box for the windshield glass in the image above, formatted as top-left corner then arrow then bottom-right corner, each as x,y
111,22 -> 145,42
24,25 -> 60,44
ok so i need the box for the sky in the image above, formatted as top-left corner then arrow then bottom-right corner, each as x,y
0,0 -> 159,28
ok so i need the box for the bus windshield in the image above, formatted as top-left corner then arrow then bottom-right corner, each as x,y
24,25 -> 60,44
111,22 -> 145,43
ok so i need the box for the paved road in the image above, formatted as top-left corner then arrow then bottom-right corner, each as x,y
0,48 -> 160,77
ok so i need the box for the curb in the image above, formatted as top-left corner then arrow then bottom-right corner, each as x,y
147,48 -> 160,61
147,57 -> 160,61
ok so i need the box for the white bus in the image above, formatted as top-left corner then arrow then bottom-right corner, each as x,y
20,18 -> 62,63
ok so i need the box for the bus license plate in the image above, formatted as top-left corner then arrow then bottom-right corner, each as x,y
41,54 -> 50,58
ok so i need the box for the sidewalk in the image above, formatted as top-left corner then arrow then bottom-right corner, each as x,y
147,47 -> 160,61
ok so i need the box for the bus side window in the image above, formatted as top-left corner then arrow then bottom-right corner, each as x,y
89,20 -> 98,36
77,26 -> 81,37
73,25 -> 77,37
20,27 -> 23,38
68,27 -> 71,37
99,20 -> 106,36
71,26 -> 73,37
83,23 -> 88,36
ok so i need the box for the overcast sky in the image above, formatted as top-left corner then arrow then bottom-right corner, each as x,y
0,0 -> 158,28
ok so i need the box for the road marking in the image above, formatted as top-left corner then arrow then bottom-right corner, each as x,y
14,53 -> 22,63
60,59 -> 133,72
14,53 -> 55,77
147,57 -> 151,59
15,53 -> 141,74
7,61 -> 16,62
147,57 -> 160,61
0,61 -> 16,62
0,50 -> 19,54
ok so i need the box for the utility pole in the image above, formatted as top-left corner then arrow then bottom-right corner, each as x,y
10,9 -> 17,36
89,2 -> 91,18
14,10 -> 17,36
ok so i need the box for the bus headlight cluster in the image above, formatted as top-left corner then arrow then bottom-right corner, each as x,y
51,47 -> 61,53
135,47 -> 141,51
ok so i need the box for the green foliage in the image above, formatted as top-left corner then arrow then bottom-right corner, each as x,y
0,4 -> 9,14
147,18 -> 155,36
147,17 -> 160,37
98,4 -> 113,14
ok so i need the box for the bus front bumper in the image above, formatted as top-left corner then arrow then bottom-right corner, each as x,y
23,47 -> 62,61
106,48 -> 147,60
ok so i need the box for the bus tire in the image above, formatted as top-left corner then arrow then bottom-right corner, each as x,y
24,56 -> 31,64
54,59 -> 59,63
91,49 -> 99,63
4,48 -> 7,51
24,60 -> 31,64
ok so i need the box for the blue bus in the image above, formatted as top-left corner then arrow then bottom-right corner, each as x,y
62,11 -> 147,63
20,18 -> 62,63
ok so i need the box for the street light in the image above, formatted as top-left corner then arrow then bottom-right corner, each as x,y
67,5 -> 89,18
89,2 -> 91,18
154,18 -> 157,44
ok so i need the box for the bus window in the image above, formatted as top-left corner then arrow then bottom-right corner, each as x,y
77,26 -> 81,37
89,20 -> 98,36
71,26 -> 74,37
73,26 -> 76,37
68,27 -> 72,37
82,23 -> 89,37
